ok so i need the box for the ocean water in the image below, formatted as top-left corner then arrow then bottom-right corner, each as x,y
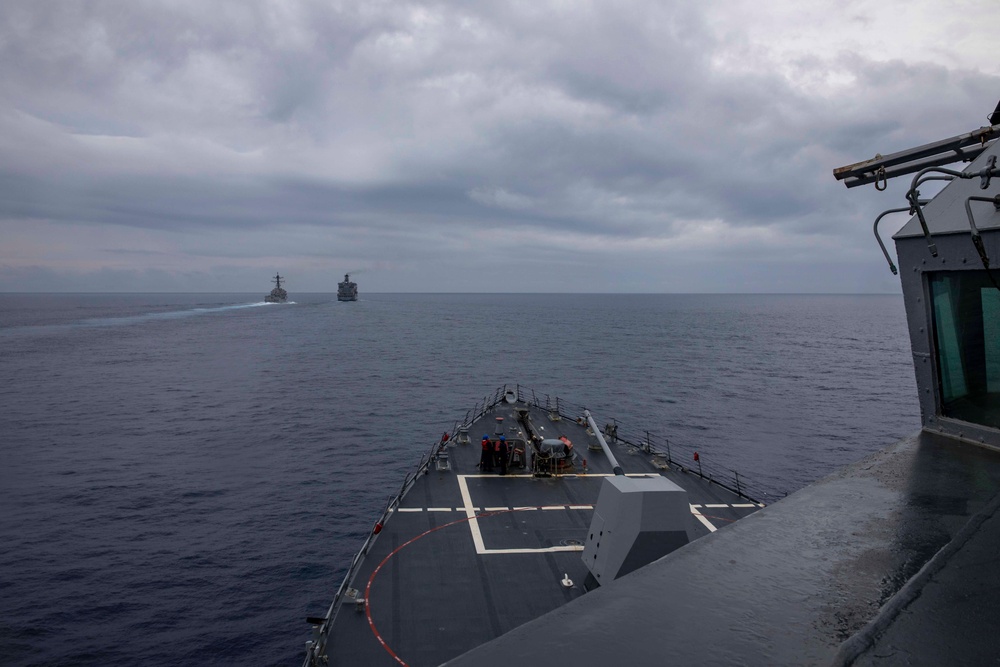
0,293 -> 919,665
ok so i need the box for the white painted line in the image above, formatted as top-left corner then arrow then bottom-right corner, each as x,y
690,504 -> 703,508
460,473 -> 659,479
457,474 -> 601,555
689,504 -> 717,533
462,474 -> 538,478
705,504 -> 728,508
732,503 -> 756,508
397,508 -> 422,513
427,507 -> 452,512
567,505 -> 593,510
457,475 -> 487,554
541,506 -> 564,510
480,546 -> 585,554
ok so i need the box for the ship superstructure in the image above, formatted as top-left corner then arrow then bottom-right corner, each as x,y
264,273 -> 287,303
337,274 -> 357,301
839,119 -> 1000,444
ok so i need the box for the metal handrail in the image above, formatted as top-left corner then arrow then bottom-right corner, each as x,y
512,383 -> 776,503
305,387 -> 519,665
303,430 -> 447,665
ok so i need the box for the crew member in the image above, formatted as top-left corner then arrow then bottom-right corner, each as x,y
496,435 -> 508,475
480,434 -> 493,471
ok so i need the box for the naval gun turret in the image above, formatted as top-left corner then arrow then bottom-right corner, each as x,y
579,409 -> 694,587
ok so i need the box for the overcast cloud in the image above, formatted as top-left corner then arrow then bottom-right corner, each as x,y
1,0 -> 997,292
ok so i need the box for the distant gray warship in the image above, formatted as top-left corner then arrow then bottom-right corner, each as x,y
336,274 -> 357,302
305,101 -> 1000,667
264,273 -> 287,303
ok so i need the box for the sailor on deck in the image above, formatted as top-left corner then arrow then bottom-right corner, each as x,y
496,435 -> 508,476
480,435 -> 493,472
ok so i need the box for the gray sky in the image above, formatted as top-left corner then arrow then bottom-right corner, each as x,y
1,0 -> 997,293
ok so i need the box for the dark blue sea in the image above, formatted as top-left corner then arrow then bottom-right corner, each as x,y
0,293 -> 919,665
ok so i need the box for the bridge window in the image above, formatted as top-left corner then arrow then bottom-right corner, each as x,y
930,271 -> 1000,430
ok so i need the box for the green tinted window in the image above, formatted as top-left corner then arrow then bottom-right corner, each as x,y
930,272 -> 1000,429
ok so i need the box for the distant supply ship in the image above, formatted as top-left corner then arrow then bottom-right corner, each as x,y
337,274 -> 358,302
264,273 -> 287,303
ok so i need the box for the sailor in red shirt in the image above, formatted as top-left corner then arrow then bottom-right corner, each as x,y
495,435 -> 508,475
480,434 -> 493,472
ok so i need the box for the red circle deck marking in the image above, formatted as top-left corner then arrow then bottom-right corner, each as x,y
364,509 -> 521,666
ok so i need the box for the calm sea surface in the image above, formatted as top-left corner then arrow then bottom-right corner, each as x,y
0,293 -> 919,665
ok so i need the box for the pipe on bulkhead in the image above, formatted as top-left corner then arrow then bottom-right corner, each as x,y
872,203 -> 927,275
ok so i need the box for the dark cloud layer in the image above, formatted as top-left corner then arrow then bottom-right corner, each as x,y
1,0 -> 997,292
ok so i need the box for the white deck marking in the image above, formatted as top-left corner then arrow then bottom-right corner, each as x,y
457,474 -> 731,553
689,504 -> 717,532
458,473 -> 659,479
732,503 -> 756,508
398,504 -> 603,512
456,475 -> 487,553
474,546 -> 585,554
457,476 -> 588,554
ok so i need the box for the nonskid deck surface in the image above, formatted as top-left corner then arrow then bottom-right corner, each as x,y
321,401 -> 761,667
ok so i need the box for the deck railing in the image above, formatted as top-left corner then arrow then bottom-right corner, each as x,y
304,434 -> 446,665
507,383 -> 780,505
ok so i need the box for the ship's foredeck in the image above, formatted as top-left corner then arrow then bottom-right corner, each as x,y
312,398 -> 762,667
